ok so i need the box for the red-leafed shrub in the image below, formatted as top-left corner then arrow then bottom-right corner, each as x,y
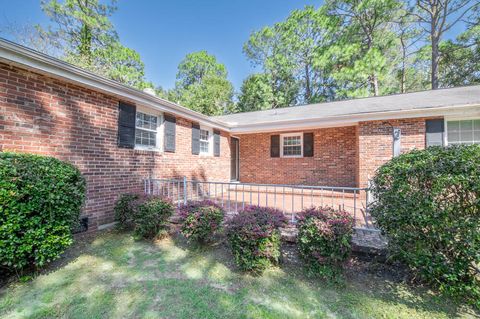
178,200 -> 224,244
297,207 -> 354,278
114,193 -> 139,229
226,206 -> 287,273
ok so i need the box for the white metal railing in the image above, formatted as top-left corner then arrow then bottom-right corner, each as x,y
144,178 -> 372,228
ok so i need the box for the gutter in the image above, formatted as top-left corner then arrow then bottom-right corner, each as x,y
227,104 -> 480,134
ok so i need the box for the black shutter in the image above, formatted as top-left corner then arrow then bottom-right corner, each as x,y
192,123 -> 200,155
213,130 -> 220,157
164,115 -> 176,152
303,132 -> 314,157
270,135 -> 280,157
117,102 -> 136,148
426,119 -> 445,147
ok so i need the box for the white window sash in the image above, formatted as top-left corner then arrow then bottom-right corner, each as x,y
199,127 -> 213,155
134,110 -> 163,151
445,118 -> 480,146
280,133 -> 303,158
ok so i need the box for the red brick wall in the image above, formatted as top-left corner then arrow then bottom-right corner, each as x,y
357,118 -> 433,187
0,62 -> 231,228
238,126 -> 358,187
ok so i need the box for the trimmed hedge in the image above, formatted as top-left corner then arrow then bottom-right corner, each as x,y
297,207 -> 354,278
370,145 -> 480,306
133,196 -> 174,239
0,152 -> 86,271
226,206 -> 287,273
114,194 -> 174,239
178,200 -> 224,244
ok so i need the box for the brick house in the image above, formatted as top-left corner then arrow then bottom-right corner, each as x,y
1,39 -> 480,229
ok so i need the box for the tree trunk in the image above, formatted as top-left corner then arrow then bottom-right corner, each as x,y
79,23 -> 92,65
431,32 -> 439,89
370,74 -> 379,96
305,64 -> 311,103
400,37 -> 407,93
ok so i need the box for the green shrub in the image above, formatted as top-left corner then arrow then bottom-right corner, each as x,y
297,207 -> 354,278
370,145 -> 480,306
179,200 -> 224,244
0,152 -> 86,271
114,193 -> 139,229
133,195 -> 174,239
226,206 -> 287,273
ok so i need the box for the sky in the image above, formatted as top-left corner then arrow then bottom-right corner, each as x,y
1,0 -> 319,91
0,0 -> 467,92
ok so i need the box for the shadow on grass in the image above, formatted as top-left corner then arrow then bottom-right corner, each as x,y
0,229 -> 477,319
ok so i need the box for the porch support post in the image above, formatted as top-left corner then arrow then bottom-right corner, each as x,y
183,176 -> 187,205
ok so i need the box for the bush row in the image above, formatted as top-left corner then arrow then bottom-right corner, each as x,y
115,194 -> 354,275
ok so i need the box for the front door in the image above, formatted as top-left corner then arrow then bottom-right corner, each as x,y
230,137 -> 239,181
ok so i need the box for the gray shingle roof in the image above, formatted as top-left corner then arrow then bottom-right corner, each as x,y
215,85 -> 480,126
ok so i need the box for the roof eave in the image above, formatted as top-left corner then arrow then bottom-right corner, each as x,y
229,104 -> 480,134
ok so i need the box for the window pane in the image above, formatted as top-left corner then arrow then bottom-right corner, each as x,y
447,119 -> 480,145
199,129 -> 210,153
474,131 -> 480,143
474,120 -> 480,131
200,141 -> 209,153
447,131 -> 459,143
136,112 -> 157,131
135,129 -> 156,147
282,135 -> 302,156
460,120 -> 473,131
460,130 -> 474,143
200,129 -> 209,141
448,121 -> 460,132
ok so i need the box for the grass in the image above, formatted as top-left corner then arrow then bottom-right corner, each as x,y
0,230 -> 478,319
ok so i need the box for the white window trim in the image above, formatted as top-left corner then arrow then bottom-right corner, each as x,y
199,125 -> 213,156
280,132 -> 303,158
444,117 -> 480,146
134,106 -> 163,152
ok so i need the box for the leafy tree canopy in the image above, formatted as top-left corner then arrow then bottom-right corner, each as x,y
172,51 -> 234,115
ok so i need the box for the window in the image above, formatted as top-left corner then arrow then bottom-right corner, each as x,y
135,112 -> 158,148
447,119 -> 480,145
281,133 -> 302,157
199,129 -> 210,154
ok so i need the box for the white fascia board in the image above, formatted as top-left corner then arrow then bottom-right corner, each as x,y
230,104 -> 480,134
0,39 -> 230,131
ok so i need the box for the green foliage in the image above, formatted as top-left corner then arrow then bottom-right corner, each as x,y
179,201 -> 224,244
236,73 -> 275,112
40,0 -> 118,57
297,207 -> 354,279
33,0 -> 149,88
173,75 -> 234,115
176,51 -> 227,88
172,51 -> 234,115
438,12 -> 480,88
0,152 -> 86,271
321,0 -> 402,97
243,25 -> 299,108
370,145 -> 480,307
226,206 -> 287,273
114,193 -> 139,229
132,196 -> 174,240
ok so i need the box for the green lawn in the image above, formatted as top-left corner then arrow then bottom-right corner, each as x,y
0,230 -> 477,319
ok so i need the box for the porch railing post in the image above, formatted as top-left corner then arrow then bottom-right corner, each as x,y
183,176 -> 187,205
